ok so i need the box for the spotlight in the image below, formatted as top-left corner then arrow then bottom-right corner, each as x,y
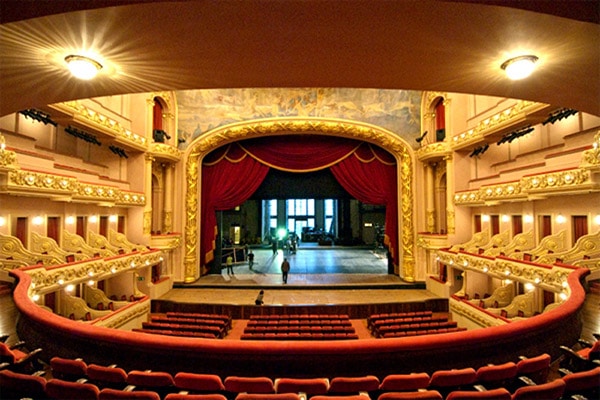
501,55 -> 539,80
542,108 -> 578,125
415,131 -> 428,143
65,55 -> 103,80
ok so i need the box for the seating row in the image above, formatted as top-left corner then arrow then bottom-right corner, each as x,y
141,321 -> 227,338
240,332 -> 359,340
369,315 -> 448,331
247,319 -> 352,327
379,326 -> 467,339
2,355 -> 597,400
367,310 -> 433,326
249,314 -> 350,321
133,328 -> 221,339
244,325 -> 355,334
166,312 -> 232,329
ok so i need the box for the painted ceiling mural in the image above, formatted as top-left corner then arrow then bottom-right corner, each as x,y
176,88 -> 422,150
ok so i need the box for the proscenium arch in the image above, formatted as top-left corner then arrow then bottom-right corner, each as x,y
183,117 -> 416,283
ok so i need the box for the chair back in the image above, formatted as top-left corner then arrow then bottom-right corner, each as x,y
329,375 -> 380,393
87,364 -> 128,388
515,353 -> 550,384
46,378 -> 100,400
50,356 -> 88,380
224,376 -> 275,394
511,379 -> 565,400
174,371 -> 225,392
379,372 -> 430,391
0,369 -> 47,399
275,377 -> 330,395
446,388 -> 511,399
99,388 -> 161,400
378,390 -> 443,399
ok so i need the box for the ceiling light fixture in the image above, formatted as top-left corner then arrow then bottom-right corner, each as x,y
501,55 -> 539,80
64,54 -> 103,80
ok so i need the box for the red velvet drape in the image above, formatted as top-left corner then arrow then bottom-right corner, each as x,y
153,99 -> 163,131
201,136 -> 398,273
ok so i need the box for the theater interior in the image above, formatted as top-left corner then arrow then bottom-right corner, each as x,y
0,1 -> 599,399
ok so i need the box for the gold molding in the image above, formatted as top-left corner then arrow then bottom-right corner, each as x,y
184,117 -> 415,282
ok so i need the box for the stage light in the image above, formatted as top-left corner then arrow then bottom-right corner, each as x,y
277,228 -> 287,240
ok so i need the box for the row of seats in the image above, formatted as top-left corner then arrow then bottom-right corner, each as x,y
242,313 -> 357,340
369,315 -> 447,331
367,310 -> 433,328
240,331 -> 359,340
377,325 -> 467,339
131,312 -> 233,339
2,354 -> 598,400
165,312 -> 232,329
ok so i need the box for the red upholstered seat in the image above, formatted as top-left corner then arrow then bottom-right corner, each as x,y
329,375 -> 381,394
127,370 -> 175,387
0,341 -> 43,372
475,362 -> 518,388
311,396 -> 370,400
46,378 -> 101,400
428,368 -> 477,396
510,379 -> 566,400
0,369 -> 47,399
446,388 -> 511,399
165,395 -> 228,400
224,376 -> 275,394
86,363 -> 128,388
236,394 -> 302,400
275,377 -> 330,395
378,390 -> 443,399
174,371 -> 226,392
99,388 -> 161,400
515,353 -> 551,384
379,372 -> 431,391
561,366 -> 600,398
50,356 -> 88,381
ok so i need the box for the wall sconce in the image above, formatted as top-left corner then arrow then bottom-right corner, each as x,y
32,216 -> 44,226
65,284 -> 75,293
87,280 -> 95,286
109,214 -> 118,223
556,214 -> 566,224
31,293 -> 40,302
501,55 -> 539,80
501,214 -> 510,223
524,282 -> 535,292
65,216 -> 75,225
559,292 -> 568,301
482,214 -> 490,222
0,216 -> 5,227
594,215 -> 600,225
524,214 -> 534,224
89,215 -> 98,224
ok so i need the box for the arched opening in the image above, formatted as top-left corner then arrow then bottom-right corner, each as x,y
183,118 -> 415,283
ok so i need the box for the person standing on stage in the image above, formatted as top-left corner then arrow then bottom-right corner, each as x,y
247,250 -> 254,270
281,258 -> 290,284
226,255 -> 234,275
272,239 -> 278,255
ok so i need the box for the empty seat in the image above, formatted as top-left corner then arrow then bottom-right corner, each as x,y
275,377 -> 330,396
428,368 -> 477,396
446,388 -> 511,400
329,375 -> 380,394
379,373 -> 430,392
127,370 -> 175,397
50,356 -> 88,381
0,368 -> 47,399
236,394 -> 302,400
311,396 -> 371,400
99,388 -> 161,400
174,372 -> 226,393
0,341 -> 43,373
377,390 -> 443,399
510,379 -> 566,400
515,353 -> 550,384
475,362 -> 518,389
86,363 -> 128,389
165,394 -> 228,400
46,378 -> 101,400
224,376 -> 275,394
561,366 -> 600,399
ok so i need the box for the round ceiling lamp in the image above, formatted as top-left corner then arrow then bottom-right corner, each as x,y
501,55 -> 539,80
64,54 -> 103,80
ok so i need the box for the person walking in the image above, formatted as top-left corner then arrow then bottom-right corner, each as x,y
281,258 -> 290,284
226,255 -> 234,275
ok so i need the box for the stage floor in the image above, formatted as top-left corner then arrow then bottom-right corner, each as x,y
165,245 -> 433,306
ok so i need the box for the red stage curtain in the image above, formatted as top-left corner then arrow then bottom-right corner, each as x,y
201,145 -> 269,267
201,136 -> 398,272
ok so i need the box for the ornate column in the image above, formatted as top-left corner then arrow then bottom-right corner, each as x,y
143,154 -> 154,236
163,163 -> 174,233
425,163 -> 435,232
445,154 -> 455,234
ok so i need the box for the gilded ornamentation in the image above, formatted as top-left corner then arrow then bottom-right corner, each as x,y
184,117 -> 415,282
416,141 -> 450,161
163,211 -> 173,233
450,101 -> 548,148
143,210 -> 152,236
150,143 -> 181,162
50,101 -> 147,148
